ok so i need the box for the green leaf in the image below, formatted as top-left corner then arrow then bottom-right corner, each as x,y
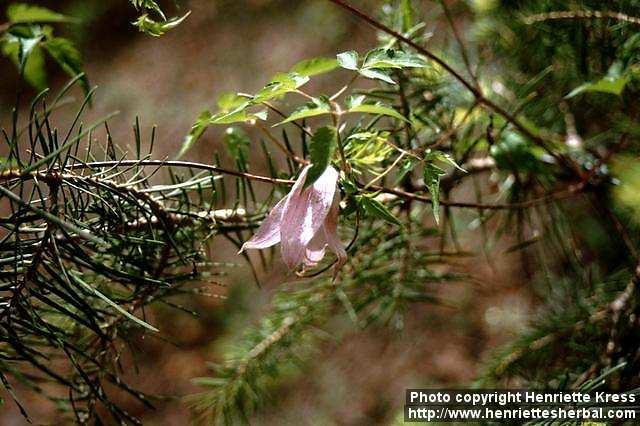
43,37 -> 89,94
345,94 -> 365,109
22,44 -> 46,90
358,68 -> 396,84
131,0 -> 165,19
424,162 -> 445,224
7,4 -> 74,24
210,104 -> 267,124
425,150 -> 465,172
395,157 -> 419,184
253,72 -> 309,104
1,32 -> 39,71
362,48 -> 427,69
565,75 -> 629,98
291,57 -> 339,77
176,110 -> 211,158
336,50 -> 359,70
358,195 -> 402,226
216,92 -> 247,111
306,126 -> 337,187
133,11 -> 190,37
347,103 -> 409,122
275,96 -> 331,125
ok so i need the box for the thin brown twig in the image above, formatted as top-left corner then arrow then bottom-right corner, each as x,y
440,0 -> 478,87
2,159 -> 585,211
254,122 -> 308,165
365,181 -> 586,210
262,101 -> 313,137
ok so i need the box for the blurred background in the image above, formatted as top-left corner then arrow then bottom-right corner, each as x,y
0,0 -> 534,424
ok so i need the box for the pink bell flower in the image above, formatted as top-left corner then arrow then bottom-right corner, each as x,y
240,165 -> 346,272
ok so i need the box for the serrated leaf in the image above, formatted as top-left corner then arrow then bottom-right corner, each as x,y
424,162 -> 445,224
252,72 -> 309,104
358,68 -> 396,84
337,50 -> 359,70
362,48 -> 427,69
358,195 -> 402,226
7,4 -> 74,24
275,97 -> 331,126
425,150 -> 465,171
43,37 -> 89,94
306,126 -> 337,187
176,110 -> 211,158
348,103 -> 409,122
291,57 -> 339,77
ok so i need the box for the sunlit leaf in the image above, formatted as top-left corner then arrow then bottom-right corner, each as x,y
276,96 -> 331,125
210,104 -> 267,124
216,92 -> 247,111
425,150 -> 465,172
337,50 -> 359,70
362,48 -> 427,69
347,103 -> 409,122
252,72 -> 309,104
291,57 -> 339,77
345,94 -> 365,109
7,4 -> 74,24
358,68 -> 396,84
177,110 -> 211,158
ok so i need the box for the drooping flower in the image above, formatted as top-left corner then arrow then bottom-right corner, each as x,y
240,165 -> 346,272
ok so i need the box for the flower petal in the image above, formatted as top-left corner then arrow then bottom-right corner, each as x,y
323,192 -> 347,275
304,229 -> 327,267
281,165 -> 338,269
238,195 -> 286,252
